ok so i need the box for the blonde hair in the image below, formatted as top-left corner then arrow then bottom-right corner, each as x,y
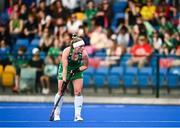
70,34 -> 83,47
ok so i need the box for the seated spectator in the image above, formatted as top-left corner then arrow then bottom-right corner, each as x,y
125,0 -> 140,26
19,3 -> 28,22
87,24 -> 110,54
37,10 -> 53,36
131,15 -> 147,43
127,34 -> 153,68
40,56 -> 58,94
84,0 -> 97,31
12,46 -> 28,92
29,48 -> 44,93
23,14 -> 38,42
150,30 -> 163,53
96,0 -> 113,28
39,27 -> 54,52
155,0 -> 177,20
116,25 -> 130,48
9,11 -> 24,47
67,13 -> 82,34
158,16 -> 177,35
140,0 -> 156,25
160,31 -> 177,55
47,38 -> 61,65
0,39 -> 11,67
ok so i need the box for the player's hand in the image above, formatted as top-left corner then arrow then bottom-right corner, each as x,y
71,68 -> 80,76
61,81 -> 67,94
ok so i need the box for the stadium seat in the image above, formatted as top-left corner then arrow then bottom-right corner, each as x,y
0,65 -> 3,78
93,67 -> 109,88
107,67 -> 124,89
167,67 -> 180,88
159,68 -> 168,87
31,38 -> 40,46
137,67 -> 153,88
124,67 -> 138,88
83,74 -> 92,88
4,65 -> 16,75
16,39 -> 29,47
1,72 -> 14,87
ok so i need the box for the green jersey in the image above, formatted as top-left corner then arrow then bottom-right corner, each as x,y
57,47 -> 83,81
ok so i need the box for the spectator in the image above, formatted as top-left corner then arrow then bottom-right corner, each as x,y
84,0 -> 97,31
60,31 -> 72,50
19,3 -> 28,22
125,0 -> 140,26
23,14 -> 38,42
150,30 -> 163,54
9,11 -> 24,47
52,0 -> 70,21
96,0 -> 113,28
12,46 -> 28,92
29,47 -> 44,93
67,13 -> 82,34
37,10 -> 53,36
0,39 -> 11,67
140,0 -> 156,25
160,31 -> 177,55
47,38 -> 61,65
127,34 -> 153,68
116,25 -> 130,48
40,55 -> 58,94
155,0 -> 177,20
131,15 -> 147,42
39,27 -> 53,52
61,0 -> 81,12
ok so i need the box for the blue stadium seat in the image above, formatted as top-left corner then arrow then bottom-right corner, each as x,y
112,1 -> 127,13
16,39 -> 29,47
107,67 -> 124,88
31,38 -> 40,46
83,67 -> 96,88
168,67 -> 180,88
93,67 -> 109,88
94,50 -> 106,59
83,74 -> 91,88
124,67 -> 138,87
84,67 -> 95,75
159,68 -> 168,87
137,67 -> 153,88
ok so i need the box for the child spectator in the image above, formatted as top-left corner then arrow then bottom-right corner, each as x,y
12,46 -> 28,92
40,55 -> 58,94
29,48 -> 44,93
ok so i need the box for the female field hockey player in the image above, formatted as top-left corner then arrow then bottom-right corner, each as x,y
53,35 -> 89,121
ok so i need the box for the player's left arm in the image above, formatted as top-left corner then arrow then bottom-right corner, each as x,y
79,49 -> 89,71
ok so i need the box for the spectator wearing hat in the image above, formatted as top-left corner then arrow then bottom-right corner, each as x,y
29,47 -> 44,93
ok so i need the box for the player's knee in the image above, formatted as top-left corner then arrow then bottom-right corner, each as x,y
74,91 -> 81,96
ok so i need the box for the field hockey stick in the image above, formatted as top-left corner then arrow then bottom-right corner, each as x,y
49,71 -> 75,121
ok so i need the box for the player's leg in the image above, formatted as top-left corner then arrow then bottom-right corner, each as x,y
72,79 -> 83,121
54,80 -> 64,121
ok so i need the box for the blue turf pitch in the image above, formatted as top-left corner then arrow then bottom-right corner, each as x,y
0,102 -> 180,127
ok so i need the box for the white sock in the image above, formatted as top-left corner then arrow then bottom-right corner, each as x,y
54,93 -> 63,117
74,95 -> 83,117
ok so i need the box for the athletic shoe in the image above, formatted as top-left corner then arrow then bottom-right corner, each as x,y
74,116 -> 83,122
54,115 -> 60,121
